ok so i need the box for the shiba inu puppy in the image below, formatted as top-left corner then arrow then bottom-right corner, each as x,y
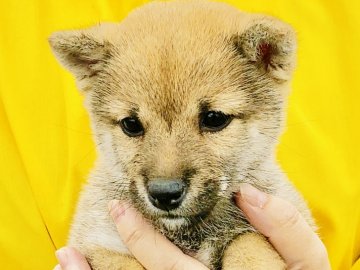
49,1 -> 315,269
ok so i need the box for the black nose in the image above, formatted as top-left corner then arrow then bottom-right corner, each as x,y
147,179 -> 186,211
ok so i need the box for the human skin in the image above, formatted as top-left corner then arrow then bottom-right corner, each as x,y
53,184 -> 331,270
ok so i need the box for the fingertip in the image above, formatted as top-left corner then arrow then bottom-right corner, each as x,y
108,200 -> 134,224
108,199 -> 120,212
56,246 -> 91,270
238,183 -> 269,208
111,203 -> 138,227
55,247 -> 68,266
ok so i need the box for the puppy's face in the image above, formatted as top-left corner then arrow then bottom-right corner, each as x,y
50,1 -> 296,229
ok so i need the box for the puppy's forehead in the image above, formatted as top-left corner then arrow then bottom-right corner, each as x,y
111,43 -> 243,121
101,1 -> 252,122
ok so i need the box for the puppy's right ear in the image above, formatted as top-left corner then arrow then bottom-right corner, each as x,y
233,16 -> 297,82
49,29 -> 112,90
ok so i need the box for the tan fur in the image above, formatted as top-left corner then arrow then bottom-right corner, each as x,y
222,233 -> 285,269
49,1 -> 315,269
86,248 -> 144,270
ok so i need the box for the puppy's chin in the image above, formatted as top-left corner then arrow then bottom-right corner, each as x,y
159,216 -> 189,230
155,209 -> 212,231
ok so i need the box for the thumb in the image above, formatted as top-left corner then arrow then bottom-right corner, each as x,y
108,200 -> 209,270
235,183 -> 330,270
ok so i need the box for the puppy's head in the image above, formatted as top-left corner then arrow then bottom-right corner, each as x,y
50,1 -> 296,229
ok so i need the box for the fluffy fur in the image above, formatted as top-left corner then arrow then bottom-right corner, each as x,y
49,1 -> 315,269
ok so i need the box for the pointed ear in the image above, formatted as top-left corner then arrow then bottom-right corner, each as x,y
233,16 -> 297,81
49,29 -> 113,88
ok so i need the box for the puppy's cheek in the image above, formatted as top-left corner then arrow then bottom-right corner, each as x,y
128,180 -> 142,205
187,181 -> 219,214
128,178 -> 153,214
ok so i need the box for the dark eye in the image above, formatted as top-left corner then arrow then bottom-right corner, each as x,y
200,111 -> 232,132
119,117 -> 144,137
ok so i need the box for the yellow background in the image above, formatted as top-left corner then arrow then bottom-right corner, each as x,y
0,0 -> 359,269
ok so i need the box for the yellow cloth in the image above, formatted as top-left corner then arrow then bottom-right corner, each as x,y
0,1 -> 359,269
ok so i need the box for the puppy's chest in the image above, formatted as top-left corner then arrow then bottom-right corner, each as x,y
193,247 -> 216,268
164,228 -> 233,269
191,244 -> 228,270
176,243 -> 220,269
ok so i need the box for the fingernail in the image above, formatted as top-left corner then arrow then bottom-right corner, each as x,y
239,183 -> 268,208
108,200 -> 119,211
53,264 -> 61,270
108,200 -> 128,222
55,248 -> 68,266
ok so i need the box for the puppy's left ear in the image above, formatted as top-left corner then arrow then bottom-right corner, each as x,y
233,16 -> 297,81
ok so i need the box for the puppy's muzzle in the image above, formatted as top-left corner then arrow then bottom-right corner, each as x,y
147,179 -> 186,211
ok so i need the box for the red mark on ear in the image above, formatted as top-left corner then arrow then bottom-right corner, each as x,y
258,43 -> 272,67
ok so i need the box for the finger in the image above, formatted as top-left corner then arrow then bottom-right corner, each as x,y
235,183 -> 330,270
108,200 -> 209,270
55,247 -> 91,270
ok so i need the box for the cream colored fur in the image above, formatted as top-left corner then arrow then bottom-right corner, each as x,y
49,1 -> 315,269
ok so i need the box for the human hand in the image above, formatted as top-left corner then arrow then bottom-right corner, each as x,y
53,184 -> 330,270
234,183 -> 331,270
53,201 -> 208,270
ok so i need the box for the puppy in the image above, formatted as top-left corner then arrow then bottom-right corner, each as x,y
49,1 -> 315,269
